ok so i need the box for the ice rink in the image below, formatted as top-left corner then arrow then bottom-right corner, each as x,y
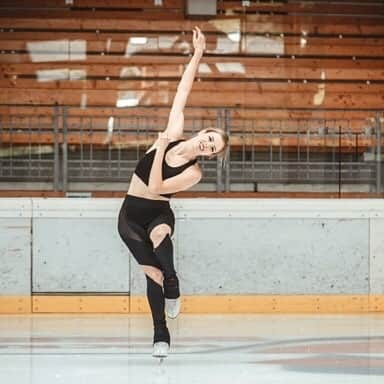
1,313 -> 383,384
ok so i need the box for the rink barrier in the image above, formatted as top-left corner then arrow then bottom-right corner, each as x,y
1,295 -> 384,314
1,198 -> 384,313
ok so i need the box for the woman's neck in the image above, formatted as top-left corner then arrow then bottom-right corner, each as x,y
173,139 -> 198,161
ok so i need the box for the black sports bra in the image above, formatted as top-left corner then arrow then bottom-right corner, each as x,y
134,139 -> 197,198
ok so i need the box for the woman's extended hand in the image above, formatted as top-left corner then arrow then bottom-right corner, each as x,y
192,26 -> 206,53
155,132 -> 170,150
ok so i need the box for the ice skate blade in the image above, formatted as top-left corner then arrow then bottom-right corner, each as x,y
152,342 -> 169,359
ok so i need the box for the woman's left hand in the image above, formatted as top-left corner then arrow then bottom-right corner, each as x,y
193,26 -> 206,53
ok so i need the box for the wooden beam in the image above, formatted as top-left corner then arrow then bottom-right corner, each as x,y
1,0 -> 382,17
2,59 -> 383,80
1,88 -> 384,109
0,118 -> 374,134
0,117 -> 374,133
1,132 -> 381,149
2,33 -> 384,58
3,50 -> 384,66
0,16 -> 383,35
0,106 -> 379,120
2,36 -> 384,58
0,0 -> 182,9
219,1 -> 384,16
0,10 -> 185,20
1,78 -> 384,96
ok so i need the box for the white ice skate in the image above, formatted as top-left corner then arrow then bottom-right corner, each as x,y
165,297 -> 181,319
152,341 -> 169,360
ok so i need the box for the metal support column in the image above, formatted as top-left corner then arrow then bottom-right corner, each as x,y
224,108 -> 231,192
62,106 -> 68,192
53,105 -> 60,191
216,109 -> 223,192
377,112 -> 382,194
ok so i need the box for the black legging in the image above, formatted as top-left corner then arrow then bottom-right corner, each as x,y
117,194 -> 178,344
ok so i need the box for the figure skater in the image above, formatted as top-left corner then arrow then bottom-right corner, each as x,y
118,27 -> 229,359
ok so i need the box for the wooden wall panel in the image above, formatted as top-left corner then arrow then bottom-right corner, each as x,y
0,1 -> 382,156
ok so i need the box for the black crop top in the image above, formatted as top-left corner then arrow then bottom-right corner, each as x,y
134,139 -> 197,198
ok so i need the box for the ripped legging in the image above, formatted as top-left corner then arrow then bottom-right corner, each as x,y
117,194 -> 179,343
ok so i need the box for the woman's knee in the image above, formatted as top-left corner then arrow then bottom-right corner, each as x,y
149,224 -> 172,248
143,265 -> 164,287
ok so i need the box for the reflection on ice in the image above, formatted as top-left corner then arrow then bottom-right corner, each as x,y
152,362 -> 170,384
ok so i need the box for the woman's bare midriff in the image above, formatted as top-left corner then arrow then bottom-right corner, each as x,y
127,174 -> 170,201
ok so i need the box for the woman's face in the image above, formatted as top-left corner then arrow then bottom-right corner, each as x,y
194,131 -> 225,157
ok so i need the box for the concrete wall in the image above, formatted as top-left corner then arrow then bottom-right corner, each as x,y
0,198 -> 383,296
0,199 -> 31,295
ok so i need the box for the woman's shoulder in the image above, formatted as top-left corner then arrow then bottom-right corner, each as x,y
168,137 -> 186,148
146,138 -> 185,154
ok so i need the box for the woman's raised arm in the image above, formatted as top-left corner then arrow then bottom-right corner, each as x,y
164,27 -> 206,140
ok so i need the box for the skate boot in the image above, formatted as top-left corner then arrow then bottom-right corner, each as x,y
152,324 -> 170,360
165,298 -> 181,319
152,342 -> 169,359
163,275 -> 181,319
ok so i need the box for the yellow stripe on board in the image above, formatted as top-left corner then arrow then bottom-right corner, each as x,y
1,295 -> 384,314
132,295 -> 384,314
0,296 -> 31,313
32,296 -> 130,313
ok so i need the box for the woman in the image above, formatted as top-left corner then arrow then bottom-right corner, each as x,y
118,27 -> 229,358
